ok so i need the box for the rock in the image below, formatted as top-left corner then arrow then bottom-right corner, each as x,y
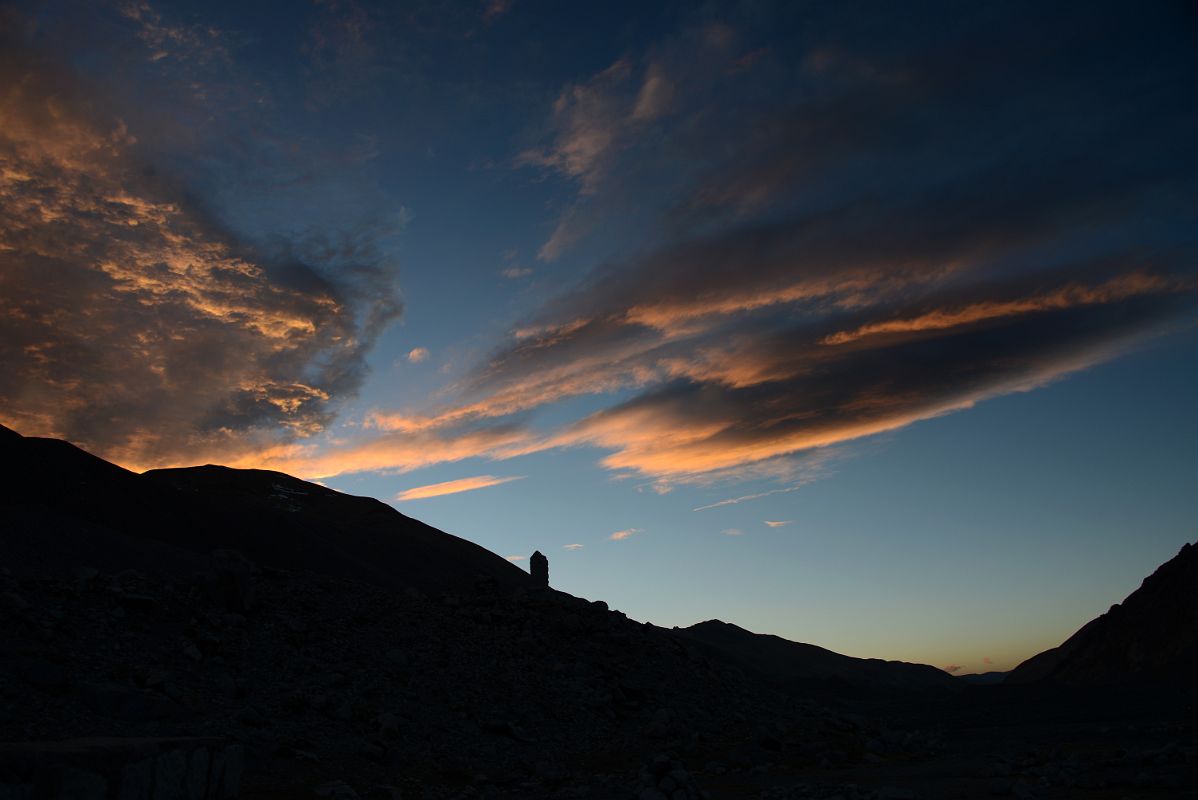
987,777 -> 1012,796
73,682 -> 178,722
186,748 -> 210,800
314,780 -> 361,800
647,708 -> 675,738
877,788 -> 917,800
72,566 -> 99,583
0,739 -> 242,800
639,755 -> 701,800
237,706 -> 267,728
358,740 -> 386,762
1,592 -> 28,612
376,712 -> 400,738
212,670 -> 238,700
530,551 -> 549,588
1010,779 -> 1035,799
16,659 -> 71,695
206,550 -> 257,612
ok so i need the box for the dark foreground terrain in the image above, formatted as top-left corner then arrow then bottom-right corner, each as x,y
2,426 -> 1196,799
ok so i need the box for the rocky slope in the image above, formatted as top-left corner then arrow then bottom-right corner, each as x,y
1006,542 -> 1198,685
676,621 -> 955,697
0,425 -> 528,595
0,426 -> 934,798
3,424 -> 1196,798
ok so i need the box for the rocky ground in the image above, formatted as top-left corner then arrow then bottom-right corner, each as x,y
3,552 -> 1196,799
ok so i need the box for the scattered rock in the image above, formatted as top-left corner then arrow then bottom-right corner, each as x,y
314,780 -> 361,800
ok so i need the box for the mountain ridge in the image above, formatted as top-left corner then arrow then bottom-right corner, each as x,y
1006,540 -> 1198,685
0,424 -> 528,595
676,619 -> 956,695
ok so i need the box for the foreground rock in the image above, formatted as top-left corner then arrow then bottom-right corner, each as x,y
0,738 -> 242,800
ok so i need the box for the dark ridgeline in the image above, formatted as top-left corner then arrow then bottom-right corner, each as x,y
0,424 -> 528,596
2,423 -> 1196,799
1006,541 -> 1198,686
676,620 -> 956,696
530,550 -> 549,588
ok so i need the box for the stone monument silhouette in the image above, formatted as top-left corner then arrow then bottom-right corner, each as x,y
530,550 -> 549,588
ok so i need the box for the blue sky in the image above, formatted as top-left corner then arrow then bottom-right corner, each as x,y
1,0 -> 1195,673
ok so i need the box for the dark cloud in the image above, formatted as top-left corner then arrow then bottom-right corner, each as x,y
0,42 -> 401,468
324,1 -> 1196,485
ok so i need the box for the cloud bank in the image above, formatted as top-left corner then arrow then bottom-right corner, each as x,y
294,2 -> 1193,489
0,42 -> 400,469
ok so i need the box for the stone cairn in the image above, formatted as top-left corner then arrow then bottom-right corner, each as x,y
530,550 -> 549,588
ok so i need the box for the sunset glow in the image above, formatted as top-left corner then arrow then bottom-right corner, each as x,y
1,0 -> 1194,674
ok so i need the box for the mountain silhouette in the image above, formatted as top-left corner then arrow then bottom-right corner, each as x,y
0,424 -> 527,594
1006,541 -> 1198,685
677,620 -> 955,696
4,424 -> 1196,798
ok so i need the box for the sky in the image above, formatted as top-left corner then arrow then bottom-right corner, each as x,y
1,0 -> 1196,674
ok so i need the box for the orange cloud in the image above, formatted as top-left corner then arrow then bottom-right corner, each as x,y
821,273 -> 1178,345
0,45 -> 398,471
227,426 -> 541,480
764,520 -> 793,527
556,341 -> 1132,483
318,269 -> 1184,489
622,268 -> 937,334
609,528 -> 641,541
396,474 -> 525,501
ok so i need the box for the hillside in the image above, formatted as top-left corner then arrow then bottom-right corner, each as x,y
3,425 -> 1196,798
1006,541 -> 1198,686
0,424 -> 528,595
676,620 -> 956,696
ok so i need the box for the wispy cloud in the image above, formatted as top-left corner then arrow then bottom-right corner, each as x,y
501,266 -> 533,279
763,520 -> 793,528
943,664 -> 962,674
505,554 -> 525,562
609,528 -> 642,541
721,528 -> 745,537
407,347 -> 430,363
563,543 -> 584,551
121,1 -> 231,66
396,474 -> 525,501
482,0 -> 513,23
516,58 -> 635,197
694,482 -> 814,512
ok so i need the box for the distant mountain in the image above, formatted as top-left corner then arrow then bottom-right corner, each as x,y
954,671 -> 1007,686
1006,542 -> 1198,685
676,619 -> 956,695
0,424 -> 528,594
